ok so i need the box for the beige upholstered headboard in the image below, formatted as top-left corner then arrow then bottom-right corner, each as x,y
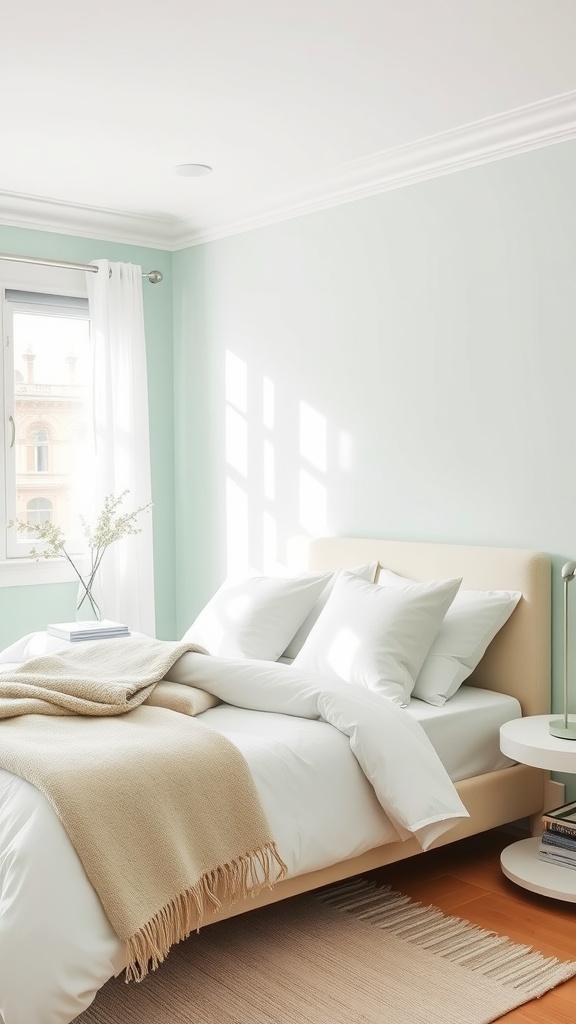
305,537 -> 551,718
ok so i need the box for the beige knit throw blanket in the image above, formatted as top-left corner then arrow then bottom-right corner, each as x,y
0,636 -> 286,980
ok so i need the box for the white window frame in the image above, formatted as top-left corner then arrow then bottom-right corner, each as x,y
0,263 -> 90,588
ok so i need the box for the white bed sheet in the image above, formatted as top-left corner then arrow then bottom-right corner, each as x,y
407,685 -> 521,782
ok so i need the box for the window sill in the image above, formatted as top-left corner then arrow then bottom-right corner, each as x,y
0,559 -> 78,588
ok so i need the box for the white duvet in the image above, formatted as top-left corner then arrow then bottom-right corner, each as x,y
0,638 -> 468,1024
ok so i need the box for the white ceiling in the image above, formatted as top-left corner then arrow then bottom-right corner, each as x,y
2,0 -> 576,249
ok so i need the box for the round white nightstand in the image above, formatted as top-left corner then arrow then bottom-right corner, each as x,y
499,715 -> 576,902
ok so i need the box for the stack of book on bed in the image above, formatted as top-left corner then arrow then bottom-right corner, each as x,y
538,800 -> 576,869
47,620 -> 131,642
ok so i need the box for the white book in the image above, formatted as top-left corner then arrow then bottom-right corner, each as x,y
47,620 -> 130,641
538,849 -> 576,869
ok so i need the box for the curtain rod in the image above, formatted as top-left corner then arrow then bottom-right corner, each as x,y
0,253 -> 163,284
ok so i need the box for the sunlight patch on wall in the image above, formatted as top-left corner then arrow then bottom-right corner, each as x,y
225,405 -> 248,477
300,401 -> 327,472
299,468 -> 327,535
224,353 -> 332,573
263,438 -> 275,500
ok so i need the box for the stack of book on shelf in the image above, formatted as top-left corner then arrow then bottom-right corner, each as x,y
538,799 -> 576,869
47,620 -> 131,643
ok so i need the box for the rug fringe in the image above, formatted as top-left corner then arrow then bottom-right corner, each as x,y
317,879 -> 576,999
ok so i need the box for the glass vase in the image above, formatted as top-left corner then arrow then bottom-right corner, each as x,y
76,574 -> 102,622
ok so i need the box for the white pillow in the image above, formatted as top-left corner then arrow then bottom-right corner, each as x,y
181,572 -> 331,661
292,571 -> 461,706
377,568 -> 522,706
281,562 -> 378,660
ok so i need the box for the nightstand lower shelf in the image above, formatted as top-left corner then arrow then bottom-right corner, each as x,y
500,837 -> 576,902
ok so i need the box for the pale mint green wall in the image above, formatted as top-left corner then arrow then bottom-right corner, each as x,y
0,225 -> 176,645
173,246 -> 222,630
173,140 -> 576,795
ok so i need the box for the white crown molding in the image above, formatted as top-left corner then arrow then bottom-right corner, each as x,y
0,190 -> 177,250
172,90 -> 576,248
1,91 -> 576,251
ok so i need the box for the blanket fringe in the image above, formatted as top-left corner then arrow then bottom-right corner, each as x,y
125,841 -> 287,981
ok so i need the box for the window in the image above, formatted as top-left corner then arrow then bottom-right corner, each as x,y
27,423 -> 51,472
26,497 -> 53,526
1,267 -> 92,582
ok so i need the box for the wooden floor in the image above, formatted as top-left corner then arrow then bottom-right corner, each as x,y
367,828 -> 576,1023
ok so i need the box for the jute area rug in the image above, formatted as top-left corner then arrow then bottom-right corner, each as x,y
77,878 -> 576,1024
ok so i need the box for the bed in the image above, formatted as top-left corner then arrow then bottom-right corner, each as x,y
0,537 -> 552,1024
200,536 -> 552,912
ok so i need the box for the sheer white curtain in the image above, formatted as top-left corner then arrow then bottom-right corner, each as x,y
86,260 -> 156,635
